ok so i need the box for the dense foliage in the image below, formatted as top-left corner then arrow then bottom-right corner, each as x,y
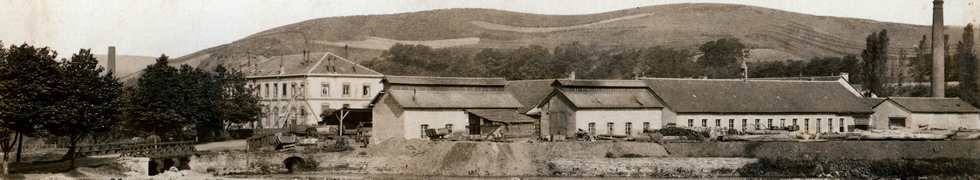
128,56 -> 262,142
363,39 -> 865,81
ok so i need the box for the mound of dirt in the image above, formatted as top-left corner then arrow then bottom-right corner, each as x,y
354,140 -> 669,176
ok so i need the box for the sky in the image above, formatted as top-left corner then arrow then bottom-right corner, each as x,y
1,0 -> 977,58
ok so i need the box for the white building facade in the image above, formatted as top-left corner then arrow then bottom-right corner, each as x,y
245,52 -> 383,128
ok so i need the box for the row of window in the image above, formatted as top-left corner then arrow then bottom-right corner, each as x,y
260,106 -> 307,127
686,117 -> 847,132
248,81 -> 372,98
586,122 -> 651,135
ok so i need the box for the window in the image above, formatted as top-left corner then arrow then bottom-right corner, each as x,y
728,119 -> 734,128
780,119 -> 786,128
742,119 -> 748,130
715,119 -> 721,127
767,119 -> 773,128
321,83 -> 330,96
264,84 -> 269,97
642,122 -> 650,132
755,119 -> 761,128
607,122 -> 614,135
588,123 -> 596,134
701,119 -> 707,127
421,124 -> 429,138
839,118 -> 846,132
816,118 -> 821,132
290,83 -> 296,96
363,84 -> 371,96
792,118 -> 798,126
446,124 -> 453,133
828,118 -> 833,132
625,122 -> 633,135
804,118 -> 810,132
273,83 -> 278,97
299,83 -> 305,95
300,108 -> 306,117
282,83 -> 287,96
688,119 -> 695,127
342,82 -> 351,96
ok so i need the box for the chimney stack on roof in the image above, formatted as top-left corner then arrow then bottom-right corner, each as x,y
931,0 -> 946,97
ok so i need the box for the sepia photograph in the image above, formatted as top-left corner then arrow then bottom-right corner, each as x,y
1,0 -> 979,179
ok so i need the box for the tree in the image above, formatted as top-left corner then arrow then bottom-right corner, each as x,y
908,35 -> 931,82
0,43 -> 59,174
178,64 -> 221,142
697,38 -> 747,78
130,55 -> 189,140
861,29 -> 890,97
216,65 -> 262,134
955,24 -> 979,108
45,49 -> 123,169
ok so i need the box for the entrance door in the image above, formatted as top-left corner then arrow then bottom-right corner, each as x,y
888,117 -> 907,129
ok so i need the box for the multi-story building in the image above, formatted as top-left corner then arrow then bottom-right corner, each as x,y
244,52 -> 383,128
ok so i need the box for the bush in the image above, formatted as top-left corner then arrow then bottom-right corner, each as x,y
652,127 -> 707,140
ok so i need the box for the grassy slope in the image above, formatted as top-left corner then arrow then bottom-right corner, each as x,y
171,3 -> 964,73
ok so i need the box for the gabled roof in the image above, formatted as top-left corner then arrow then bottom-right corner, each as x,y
863,98 -> 887,107
887,97 -> 980,113
466,109 -> 536,123
642,78 -> 874,114
507,79 -> 557,113
554,79 -> 647,88
387,90 -> 521,109
558,89 -> 663,109
384,76 -> 507,86
247,52 -> 381,77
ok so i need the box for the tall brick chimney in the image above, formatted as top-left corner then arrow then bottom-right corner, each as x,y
108,46 -> 116,75
931,0 -> 945,97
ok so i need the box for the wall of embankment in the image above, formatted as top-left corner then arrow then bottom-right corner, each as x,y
189,140 -> 754,177
188,140 -> 980,178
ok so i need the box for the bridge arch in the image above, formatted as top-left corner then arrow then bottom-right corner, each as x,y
283,156 -> 305,172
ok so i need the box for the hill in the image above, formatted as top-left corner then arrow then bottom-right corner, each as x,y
171,3 -> 962,73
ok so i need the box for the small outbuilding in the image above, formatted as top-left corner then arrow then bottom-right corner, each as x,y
370,76 -> 526,144
533,79 -> 665,139
871,97 -> 980,130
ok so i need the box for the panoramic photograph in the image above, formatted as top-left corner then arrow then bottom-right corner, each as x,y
1,0 -> 980,179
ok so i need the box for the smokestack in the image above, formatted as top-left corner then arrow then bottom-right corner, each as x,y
107,46 -> 116,75
931,0 -> 945,97
569,71 -> 576,80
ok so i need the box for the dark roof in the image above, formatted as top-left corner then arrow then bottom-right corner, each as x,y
247,52 -> 381,76
752,76 -> 843,81
559,89 -> 663,109
642,78 -> 873,114
507,80 -> 557,113
555,79 -> 647,88
387,90 -> 522,109
863,98 -> 887,107
888,97 -> 980,113
466,109 -> 536,123
384,76 -> 507,86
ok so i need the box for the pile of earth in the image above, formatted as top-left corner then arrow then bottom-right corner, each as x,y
354,139 -> 670,176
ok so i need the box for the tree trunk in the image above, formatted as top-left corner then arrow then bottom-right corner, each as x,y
67,134 -> 79,170
15,133 -> 23,162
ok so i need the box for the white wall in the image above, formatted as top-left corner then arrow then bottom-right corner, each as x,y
575,109 -> 661,136
247,75 -> 382,128
909,113 -> 980,129
871,101 -> 911,129
675,114 -> 854,134
371,95 -> 404,144
401,110 -> 470,139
